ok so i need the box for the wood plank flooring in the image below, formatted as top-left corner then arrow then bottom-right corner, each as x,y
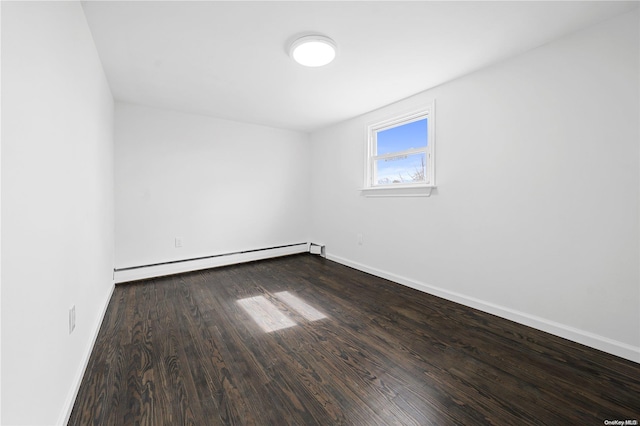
69,254 -> 640,425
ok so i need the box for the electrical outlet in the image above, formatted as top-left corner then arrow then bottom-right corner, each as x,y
175,237 -> 183,248
69,305 -> 76,334
357,233 -> 363,246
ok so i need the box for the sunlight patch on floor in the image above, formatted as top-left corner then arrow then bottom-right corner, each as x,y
274,291 -> 327,321
237,296 -> 296,332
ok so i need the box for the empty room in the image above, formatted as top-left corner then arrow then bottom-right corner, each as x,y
1,1 -> 640,425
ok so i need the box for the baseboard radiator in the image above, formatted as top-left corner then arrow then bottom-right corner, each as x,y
114,242 -> 325,284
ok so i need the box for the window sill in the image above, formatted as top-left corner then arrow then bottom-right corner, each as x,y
360,185 -> 435,198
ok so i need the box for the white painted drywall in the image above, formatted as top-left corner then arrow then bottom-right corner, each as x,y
114,103 -> 310,269
309,10 -> 640,360
1,2 -> 115,425
0,1 -> 3,422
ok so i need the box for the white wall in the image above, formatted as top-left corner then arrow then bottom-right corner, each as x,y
1,2 -> 115,425
115,103 -> 310,269
0,1 -> 3,422
310,10 -> 640,361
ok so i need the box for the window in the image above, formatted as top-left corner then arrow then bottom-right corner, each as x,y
363,103 -> 435,197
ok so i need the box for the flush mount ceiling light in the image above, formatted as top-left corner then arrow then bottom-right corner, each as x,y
289,35 -> 337,67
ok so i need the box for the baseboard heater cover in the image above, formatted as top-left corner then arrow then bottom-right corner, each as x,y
114,243 -> 311,283
309,243 -> 326,257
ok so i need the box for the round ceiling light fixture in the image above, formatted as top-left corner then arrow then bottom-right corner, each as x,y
289,35 -> 337,67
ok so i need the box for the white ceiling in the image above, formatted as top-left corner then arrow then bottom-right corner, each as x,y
82,1 -> 638,132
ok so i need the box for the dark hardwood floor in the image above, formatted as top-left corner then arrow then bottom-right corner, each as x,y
69,254 -> 640,425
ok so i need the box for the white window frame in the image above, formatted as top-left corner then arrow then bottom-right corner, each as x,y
362,102 -> 436,197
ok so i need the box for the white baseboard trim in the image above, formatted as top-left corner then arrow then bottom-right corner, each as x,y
57,281 -> 116,426
114,243 -> 310,284
326,253 -> 640,363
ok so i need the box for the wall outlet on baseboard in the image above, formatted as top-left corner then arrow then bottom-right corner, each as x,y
69,305 -> 76,334
175,237 -> 183,248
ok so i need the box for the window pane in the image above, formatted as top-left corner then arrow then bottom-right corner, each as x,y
376,118 -> 427,155
375,152 -> 426,185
